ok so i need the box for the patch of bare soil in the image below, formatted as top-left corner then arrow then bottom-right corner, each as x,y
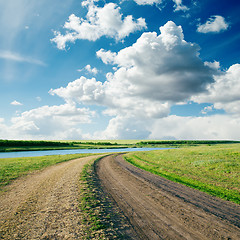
0,155 -> 100,240
97,154 -> 240,240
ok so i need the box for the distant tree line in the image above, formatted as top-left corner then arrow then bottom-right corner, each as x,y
137,140 -> 240,145
72,141 -> 119,145
0,140 -> 122,148
0,140 -> 72,147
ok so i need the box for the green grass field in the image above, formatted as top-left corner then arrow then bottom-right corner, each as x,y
124,144 -> 240,204
0,153 -> 96,191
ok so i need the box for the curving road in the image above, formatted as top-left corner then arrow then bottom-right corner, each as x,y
97,154 -> 240,240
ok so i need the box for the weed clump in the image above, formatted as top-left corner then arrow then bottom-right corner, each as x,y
79,157 -> 129,239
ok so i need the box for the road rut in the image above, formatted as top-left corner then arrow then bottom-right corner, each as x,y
97,154 -> 240,240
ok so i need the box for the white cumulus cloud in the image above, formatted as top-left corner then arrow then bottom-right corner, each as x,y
85,64 -> 98,75
149,115 -> 240,140
51,1 -> 146,50
91,115 -> 152,140
11,100 -> 23,106
193,64 -> 240,115
172,0 -> 189,12
47,21 -> 240,140
201,105 -> 214,115
133,0 -> 162,6
2,103 -> 96,140
96,21 -> 214,103
50,21 -> 217,140
204,61 -> 220,70
132,0 -> 188,12
84,113 -> 240,140
77,64 -> 98,75
49,76 -> 105,105
197,15 -> 229,33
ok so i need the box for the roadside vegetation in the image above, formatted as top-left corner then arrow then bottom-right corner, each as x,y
79,156 -> 129,239
0,153 -> 96,191
124,144 -> 240,204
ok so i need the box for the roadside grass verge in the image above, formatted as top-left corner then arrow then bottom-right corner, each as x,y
124,144 -> 240,204
79,156 -> 132,239
0,153 -> 96,191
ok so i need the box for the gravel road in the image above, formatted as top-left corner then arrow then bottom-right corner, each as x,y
97,154 -> 240,240
0,155 -> 98,239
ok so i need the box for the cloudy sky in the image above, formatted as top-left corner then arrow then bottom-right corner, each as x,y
0,0 -> 240,140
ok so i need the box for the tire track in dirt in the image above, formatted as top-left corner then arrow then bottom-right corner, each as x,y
97,154 -> 240,240
116,155 -> 240,228
0,155 -> 101,240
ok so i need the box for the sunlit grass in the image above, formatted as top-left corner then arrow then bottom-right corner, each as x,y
124,144 -> 240,204
0,153 -> 96,190
79,156 -> 123,239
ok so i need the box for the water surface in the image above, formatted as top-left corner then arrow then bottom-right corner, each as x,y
0,147 -> 171,159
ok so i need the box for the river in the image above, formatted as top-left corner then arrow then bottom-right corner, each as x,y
0,147 -> 171,159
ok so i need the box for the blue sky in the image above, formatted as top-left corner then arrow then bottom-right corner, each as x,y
0,0 -> 240,140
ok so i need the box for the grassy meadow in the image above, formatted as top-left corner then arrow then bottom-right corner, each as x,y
0,153 -> 97,191
124,144 -> 240,204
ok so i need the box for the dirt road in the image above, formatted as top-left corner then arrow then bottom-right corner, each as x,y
97,154 -> 240,240
0,155 -> 99,239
